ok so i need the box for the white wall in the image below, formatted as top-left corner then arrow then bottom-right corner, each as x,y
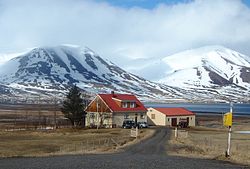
147,108 -> 166,126
86,111 -> 147,127
85,112 -> 113,127
113,112 -> 147,127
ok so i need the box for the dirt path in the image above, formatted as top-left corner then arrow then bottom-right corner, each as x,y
124,127 -> 168,155
0,127 -> 248,169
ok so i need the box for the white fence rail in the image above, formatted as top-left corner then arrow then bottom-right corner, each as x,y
233,131 -> 250,134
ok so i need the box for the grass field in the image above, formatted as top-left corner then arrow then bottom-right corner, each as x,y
0,128 -> 153,157
166,115 -> 250,165
0,104 -> 154,157
0,103 -> 249,165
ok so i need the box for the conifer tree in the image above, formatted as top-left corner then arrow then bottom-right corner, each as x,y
61,85 -> 86,127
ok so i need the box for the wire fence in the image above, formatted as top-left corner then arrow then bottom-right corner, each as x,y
0,110 -> 73,131
171,128 -> 250,153
58,137 -> 124,154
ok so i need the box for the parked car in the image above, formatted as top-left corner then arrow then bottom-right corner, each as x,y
122,120 -> 136,129
178,121 -> 188,128
137,121 -> 148,128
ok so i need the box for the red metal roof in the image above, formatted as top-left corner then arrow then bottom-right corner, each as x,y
98,94 -> 147,112
154,108 -> 195,116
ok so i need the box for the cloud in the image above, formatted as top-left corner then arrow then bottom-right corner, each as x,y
0,0 -> 250,80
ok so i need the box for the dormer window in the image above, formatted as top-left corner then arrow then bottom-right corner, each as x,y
130,102 -> 136,108
122,102 -> 128,108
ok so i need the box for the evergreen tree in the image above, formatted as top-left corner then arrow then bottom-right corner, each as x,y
61,85 -> 86,127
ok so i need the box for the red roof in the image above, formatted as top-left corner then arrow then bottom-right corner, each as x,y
98,94 -> 147,112
154,108 -> 195,116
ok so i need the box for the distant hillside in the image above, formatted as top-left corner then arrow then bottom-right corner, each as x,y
0,45 -> 249,103
0,45 -> 181,103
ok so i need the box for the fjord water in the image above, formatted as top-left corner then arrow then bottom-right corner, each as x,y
145,103 -> 250,116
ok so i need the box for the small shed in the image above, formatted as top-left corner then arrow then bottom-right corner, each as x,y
147,107 -> 195,127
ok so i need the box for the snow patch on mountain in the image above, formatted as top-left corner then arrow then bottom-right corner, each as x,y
0,45 -> 249,103
0,45 -> 186,103
159,45 -> 250,90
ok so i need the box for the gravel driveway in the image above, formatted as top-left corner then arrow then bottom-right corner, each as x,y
0,128 -> 248,169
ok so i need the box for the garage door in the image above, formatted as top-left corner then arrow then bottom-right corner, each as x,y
171,118 -> 177,126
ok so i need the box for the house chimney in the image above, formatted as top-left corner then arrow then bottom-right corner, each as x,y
111,91 -> 115,97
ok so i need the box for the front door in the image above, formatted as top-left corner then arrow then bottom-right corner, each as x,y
135,114 -> 138,126
171,118 -> 177,126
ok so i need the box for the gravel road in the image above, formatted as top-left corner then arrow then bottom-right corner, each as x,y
0,128 -> 248,169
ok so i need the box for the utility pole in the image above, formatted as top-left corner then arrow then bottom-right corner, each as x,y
225,102 -> 233,157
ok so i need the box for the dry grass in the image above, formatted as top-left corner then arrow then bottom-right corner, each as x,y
0,104 -> 155,158
167,115 -> 250,166
0,128 -> 153,157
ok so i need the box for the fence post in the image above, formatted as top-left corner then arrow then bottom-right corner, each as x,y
130,127 -> 138,138
86,140 -> 88,146
175,127 -> 178,139
136,127 -> 138,138
226,126 -> 232,157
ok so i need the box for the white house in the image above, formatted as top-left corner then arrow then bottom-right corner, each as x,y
147,107 -> 195,127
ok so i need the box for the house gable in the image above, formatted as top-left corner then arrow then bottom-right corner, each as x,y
85,95 -> 112,113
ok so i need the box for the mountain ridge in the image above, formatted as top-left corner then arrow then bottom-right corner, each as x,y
159,45 -> 250,89
0,45 -> 182,103
0,45 -> 249,103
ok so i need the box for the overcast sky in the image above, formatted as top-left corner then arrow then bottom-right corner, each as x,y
0,0 -> 250,80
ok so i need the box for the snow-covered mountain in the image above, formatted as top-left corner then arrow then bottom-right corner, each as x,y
0,45 -> 249,103
0,45 -> 182,103
159,45 -> 250,87
158,45 -> 250,102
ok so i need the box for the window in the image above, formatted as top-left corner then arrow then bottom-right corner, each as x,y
124,114 -> 129,119
130,102 -> 136,108
151,114 -> 155,119
140,113 -> 145,119
168,118 -> 170,122
122,102 -> 128,108
90,113 -> 95,118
